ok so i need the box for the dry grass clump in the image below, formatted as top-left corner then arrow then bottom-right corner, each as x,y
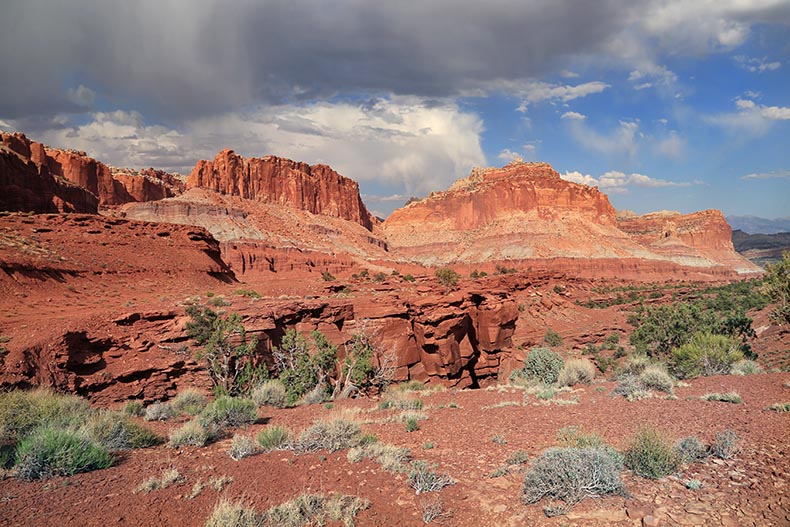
204,498 -> 259,527
228,435 -> 258,461
134,468 -> 184,494
521,445 -> 625,517
556,359 -> 595,387
263,493 -> 370,527
408,461 -> 455,494
702,392 -> 742,404
169,420 -> 214,448
767,402 -> 790,412
638,365 -> 675,393
347,441 -> 412,473
624,427 -> 678,479
292,419 -> 361,454
251,379 -> 287,408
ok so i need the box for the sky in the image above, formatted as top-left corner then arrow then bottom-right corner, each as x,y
0,1 -> 788,219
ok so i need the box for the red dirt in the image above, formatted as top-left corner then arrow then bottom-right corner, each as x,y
1,373 -> 788,527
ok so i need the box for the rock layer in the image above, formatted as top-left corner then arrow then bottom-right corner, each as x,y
0,132 -> 183,211
187,149 -> 374,230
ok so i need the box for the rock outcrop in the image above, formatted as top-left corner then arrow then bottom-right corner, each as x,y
617,210 -> 761,273
383,161 -> 649,264
0,132 -> 184,211
1,133 -> 99,213
187,149 -> 374,230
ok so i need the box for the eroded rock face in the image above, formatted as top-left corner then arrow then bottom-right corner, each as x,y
617,210 -> 761,273
187,149 -> 374,230
1,134 -> 99,213
383,161 -> 644,264
0,132 -> 184,211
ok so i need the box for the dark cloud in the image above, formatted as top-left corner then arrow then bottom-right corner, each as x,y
0,0 -> 638,122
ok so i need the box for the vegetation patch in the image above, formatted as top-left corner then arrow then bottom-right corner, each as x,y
710,430 -> 739,459
521,445 -> 625,516
702,392 -> 742,404
408,461 -> 455,494
292,419 -> 362,454
556,359 -> 595,387
228,435 -> 258,461
251,379 -> 287,408
624,427 -> 678,479
257,425 -> 291,451
512,347 -> 564,385
767,402 -> 790,412
674,436 -> 708,464
15,427 -> 113,481
347,442 -> 411,472
672,333 -> 743,378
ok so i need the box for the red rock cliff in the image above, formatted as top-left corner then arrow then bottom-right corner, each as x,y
617,209 -> 734,251
0,131 -> 184,211
187,149 -> 374,230
1,133 -> 98,213
383,161 -> 638,264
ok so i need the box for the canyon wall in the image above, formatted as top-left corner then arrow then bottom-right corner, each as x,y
187,149 -> 374,230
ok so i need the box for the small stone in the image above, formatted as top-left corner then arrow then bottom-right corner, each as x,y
643,516 -> 661,527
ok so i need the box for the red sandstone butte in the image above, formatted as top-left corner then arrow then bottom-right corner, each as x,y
186,149 -> 374,230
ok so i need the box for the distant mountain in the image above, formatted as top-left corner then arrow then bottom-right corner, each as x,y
727,215 -> 790,234
732,230 -> 790,267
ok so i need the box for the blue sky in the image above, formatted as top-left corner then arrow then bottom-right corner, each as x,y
1,1 -> 788,218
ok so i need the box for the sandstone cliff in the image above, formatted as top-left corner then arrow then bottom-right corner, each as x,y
617,209 -> 761,273
187,149 -> 374,230
0,132 -> 184,211
383,161 -> 650,264
1,133 -> 99,213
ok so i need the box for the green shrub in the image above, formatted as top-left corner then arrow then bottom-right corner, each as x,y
274,330 -> 337,405
521,446 -> 624,516
405,418 -> 420,432
544,329 -> 563,347
556,359 -> 595,387
674,436 -> 707,464
403,274 -> 415,283
186,307 -> 262,396
169,419 -> 213,448
506,449 -> 530,466
730,359 -> 764,376
710,430 -> 739,459
257,426 -> 291,451
762,251 -> 790,325
251,379 -> 287,408
624,427 -> 678,479
123,401 -> 144,417
321,271 -> 336,282
702,392 -> 742,404
15,427 -> 113,480
434,267 -> 460,287
767,402 -> 790,412
519,347 -> 564,385
638,365 -> 675,393
83,411 -> 161,450
199,396 -> 257,429
234,288 -> 261,299
408,461 -> 455,494
171,389 -> 208,415
0,389 -> 91,444
228,435 -> 258,461
671,332 -> 743,378
292,419 -> 361,454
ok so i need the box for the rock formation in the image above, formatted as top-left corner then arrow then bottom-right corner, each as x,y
0,131 -> 184,211
187,149 -> 374,230
383,161 -> 651,264
1,133 -> 99,213
617,209 -> 761,273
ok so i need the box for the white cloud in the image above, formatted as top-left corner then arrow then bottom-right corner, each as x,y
655,131 -> 686,159
741,170 -> 790,180
562,169 -> 697,193
735,55 -> 782,73
633,82 -> 653,90
559,70 -> 580,78
561,111 -> 586,120
497,148 -> 523,162
564,118 -> 641,159
35,98 -> 486,198
510,80 -> 609,112
708,98 -> 790,135
561,171 -> 599,186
